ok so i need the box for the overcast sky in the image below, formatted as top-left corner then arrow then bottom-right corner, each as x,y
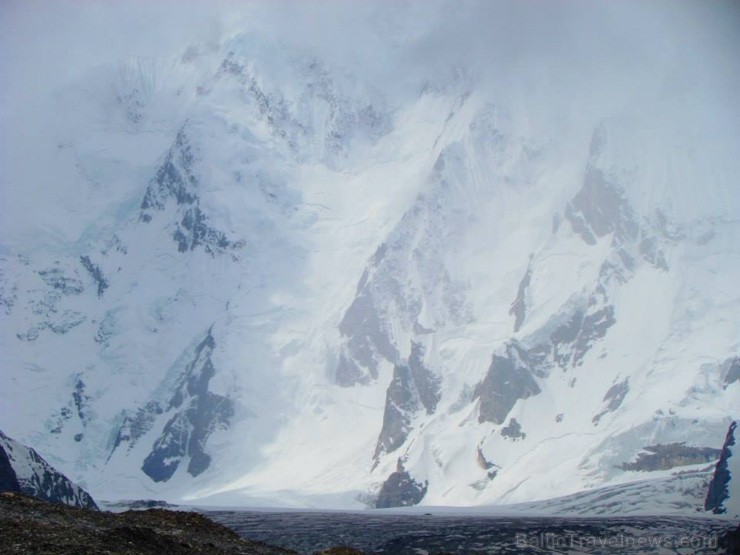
2,0 -> 739,108
1,1 -> 739,243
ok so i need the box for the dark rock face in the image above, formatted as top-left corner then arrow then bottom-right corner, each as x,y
0,430 -> 97,510
705,420 -> 737,514
496,299 -> 617,401
173,205 -> 237,255
142,330 -> 234,481
336,255 -> 400,385
621,443 -> 721,472
500,418 -> 526,441
638,235 -> 669,271
139,128 -> 242,257
375,365 -> 419,459
111,329 -> 234,483
49,375 -> 93,437
336,146 -> 474,387
592,378 -> 629,425
374,343 -> 440,460
111,400 -> 164,454
472,288 -> 616,431
550,305 -> 616,369
565,127 -> 638,248
476,447 -> 496,470
79,255 -> 109,297
476,448 -> 499,480
565,125 -> 669,271
509,262 -> 532,332
0,492 -> 293,555
723,357 -> 740,389
407,343 -> 441,416
473,341 -> 541,425
376,461 -> 428,509
0,445 -> 20,493
140,129 -> 198,214
565,166 -> 637,247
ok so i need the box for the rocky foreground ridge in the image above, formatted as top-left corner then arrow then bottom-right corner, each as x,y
0,492 -> 375,555
0,492 -> 309,555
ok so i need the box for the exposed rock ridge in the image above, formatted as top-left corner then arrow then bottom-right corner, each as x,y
374,342 -> 441,461
375,459 -> 428,509
0,430 -> 98,510
0,492 -> 294,554
140,128 -> 243,257
705,420 -> 738,515
110,328 -> 234,482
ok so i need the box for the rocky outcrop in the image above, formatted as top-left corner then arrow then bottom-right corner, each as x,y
592,378 -> 629,425
509,261 -> 532,332
565,126 -> 637,248
476,447 -> 499,480
565,167 -> 637,248
140,129 -> 198,215
111,328 -> 234,482
621,443 -> 721,472
142,329 -> 234,481
80,255 -> 109,297
335,146 -> 473,386
705,420 -> 738,515
48,375 -> 94,438
173,205 -> 237,255
474,341 -> 541,425
565,125 -> 669,271
0,430 -> 97,510
549,305 -> 616,369
0,492 -> 293,554
335,248 -> 400,386
375,460 -> 428,509
0,445 -> 20,493
723,357 -> 740,389
216,51 -> 391,167
140,128 -> 243,257
374,342 -> 440,460
500,418 -> 526,441
15,262 -> 87,341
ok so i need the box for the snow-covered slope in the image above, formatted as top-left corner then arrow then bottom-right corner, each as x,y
0,430 -> 98,509
1,7 -> 738,513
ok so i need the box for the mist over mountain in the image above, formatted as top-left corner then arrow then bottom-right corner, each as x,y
1,0 -> 738,514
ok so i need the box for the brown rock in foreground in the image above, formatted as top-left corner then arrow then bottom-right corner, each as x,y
0,492 -> 295,554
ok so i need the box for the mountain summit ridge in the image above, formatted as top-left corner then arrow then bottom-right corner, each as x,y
1,24 -> 738,513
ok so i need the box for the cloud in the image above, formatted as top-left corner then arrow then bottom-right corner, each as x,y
1,0 -> 738,242
2,0 -> 737,115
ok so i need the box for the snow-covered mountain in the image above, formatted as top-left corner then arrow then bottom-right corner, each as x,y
1,4 -> 738,513
0,430 -> 98,509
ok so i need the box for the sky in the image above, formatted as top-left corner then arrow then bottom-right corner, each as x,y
1,0 -> 739,242
2,0 -> 738,111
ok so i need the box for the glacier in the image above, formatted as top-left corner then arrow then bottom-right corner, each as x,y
0,3 -> 738,515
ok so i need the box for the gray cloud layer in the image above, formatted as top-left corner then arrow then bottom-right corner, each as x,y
1,0 -> 738,240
